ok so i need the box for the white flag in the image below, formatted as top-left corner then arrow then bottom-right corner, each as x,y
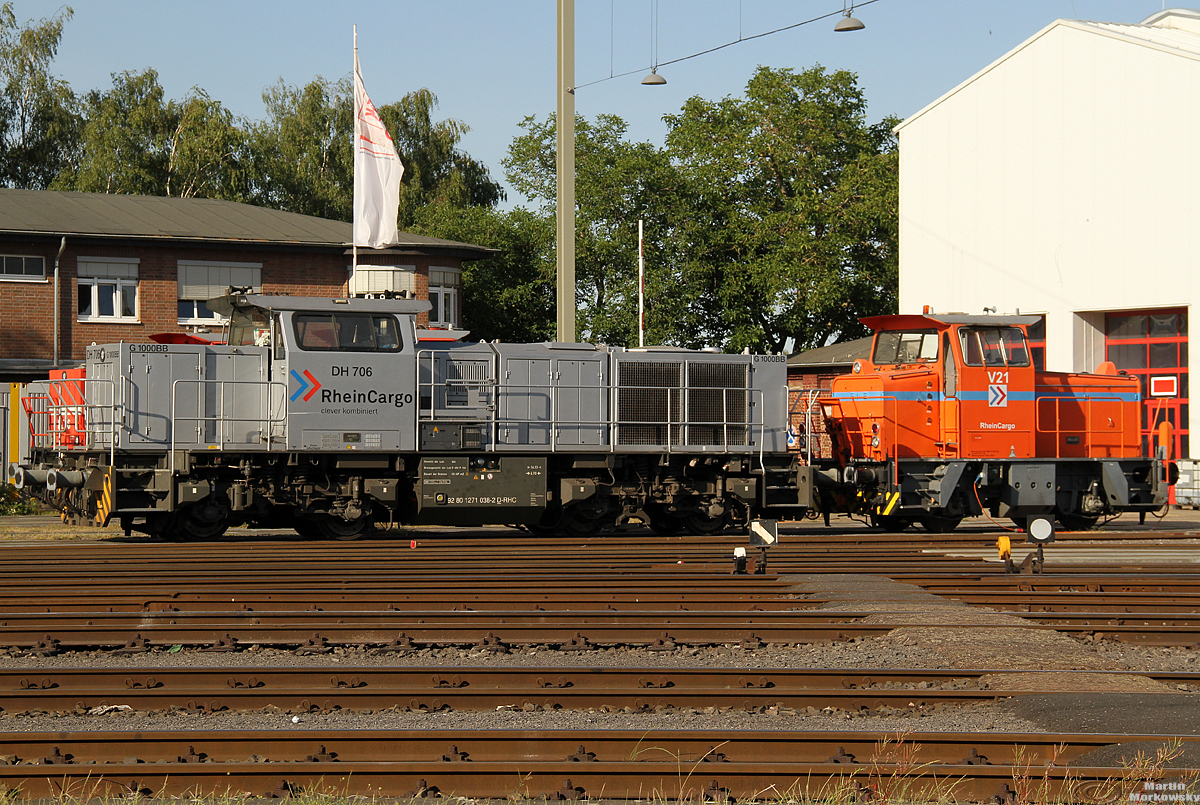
353,46 -> 403,249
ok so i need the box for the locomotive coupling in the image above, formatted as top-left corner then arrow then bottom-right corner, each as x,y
45,470 -> 86,492
9,465 -> 48,490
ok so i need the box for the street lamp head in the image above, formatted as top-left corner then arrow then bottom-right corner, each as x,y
834,12 -> 865,31
641,70 -> 667,85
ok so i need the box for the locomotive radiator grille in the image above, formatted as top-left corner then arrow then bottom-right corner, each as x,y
443,359 -> 492,408
617,361 -> 683,445
687,362 -> 750,446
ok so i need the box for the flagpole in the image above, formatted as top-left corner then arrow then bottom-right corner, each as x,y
352,25 -> 358,284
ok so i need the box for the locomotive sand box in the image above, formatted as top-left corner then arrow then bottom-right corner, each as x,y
9,293 -> 1174,541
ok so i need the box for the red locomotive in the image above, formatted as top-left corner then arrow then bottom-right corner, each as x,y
813,312 -> 1173,534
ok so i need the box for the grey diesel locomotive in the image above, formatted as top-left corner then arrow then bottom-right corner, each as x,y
13,293 -> 805,540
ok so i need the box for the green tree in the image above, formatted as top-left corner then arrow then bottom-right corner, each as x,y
412,201 -> 555,343
57,69 -> 249,200
0,3 -> 80,188
248,76 -> 352,219
165,89 -> 250,200
664,65 -> 898,353
62,68 -> 174,194
505,113 -> 681,346
249,79 -> 502,224
384,88 -> 503,224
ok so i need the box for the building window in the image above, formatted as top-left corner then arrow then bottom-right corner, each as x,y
0,254 -> 45,281
1105,308 -> 1189,459
1026,315 -> 1046,371
348,264 -> 416,297
428,267 -> 461,328
78,258 -> 139,323
178,261 -> 261,325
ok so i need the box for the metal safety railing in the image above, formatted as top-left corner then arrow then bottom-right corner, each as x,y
1034,393 -> 1132,457
169,379 -> 288,473
22,377 -> 119,468
415,351 -> 775,459
787,387 -> 833,465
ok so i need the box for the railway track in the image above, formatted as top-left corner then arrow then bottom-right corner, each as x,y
4,614 -> 1200,649
1,666 -> 1194,713
0,728 -> 1190,801
0,521 -> 1195,800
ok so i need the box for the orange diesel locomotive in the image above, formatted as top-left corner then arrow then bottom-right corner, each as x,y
818,313 -> 1173,532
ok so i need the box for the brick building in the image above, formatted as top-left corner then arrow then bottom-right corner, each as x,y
0,190 -> 491,381
786,336 -> 871,459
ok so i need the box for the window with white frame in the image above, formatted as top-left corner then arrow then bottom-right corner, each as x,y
428,267 -> 461,328
348,264 -> 416,297
178,261 -> 262,325
78,258 -> 139,323
0,254 -> 45,281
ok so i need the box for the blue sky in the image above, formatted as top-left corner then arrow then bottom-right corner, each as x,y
18,1 -> 1167,206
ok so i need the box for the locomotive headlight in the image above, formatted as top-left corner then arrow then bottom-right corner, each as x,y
871,423 -> 880,434
871,436 -> 880,448
852,361 -> 862,374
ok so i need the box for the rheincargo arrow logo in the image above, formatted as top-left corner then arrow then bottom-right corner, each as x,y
988,384 -> 1008,407
290,369 -> 322,402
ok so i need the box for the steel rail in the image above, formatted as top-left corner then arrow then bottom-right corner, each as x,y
0,666 -> 1194,714
0,729 -> 1189,801
3,615 -> 1200,649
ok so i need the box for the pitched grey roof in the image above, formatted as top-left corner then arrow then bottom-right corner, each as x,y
0,189 -> 492,255
787,336 -> 873,369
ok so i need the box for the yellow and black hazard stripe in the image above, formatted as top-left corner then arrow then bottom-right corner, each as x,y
94,468 -> 115,527
874,491 -> 901,516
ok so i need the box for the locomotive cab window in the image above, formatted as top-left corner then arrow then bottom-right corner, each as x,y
873,330 -> 938,365
958,327 -> 1030,367
294,313 -> 403,352
229,307 -> 272,347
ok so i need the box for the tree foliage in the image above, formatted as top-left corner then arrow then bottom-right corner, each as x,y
505,113 -> 682,346
503,66 -> 898,352
54,69 -> 249,199
0,3 -> 79,188
411,201 -> 554,344
249,78 -> 503,224
665,65 -> 898,353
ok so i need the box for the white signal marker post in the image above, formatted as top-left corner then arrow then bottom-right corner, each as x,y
638,218 -> 645,348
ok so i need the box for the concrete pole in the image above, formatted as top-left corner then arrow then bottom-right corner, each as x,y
556,0 -> 576,343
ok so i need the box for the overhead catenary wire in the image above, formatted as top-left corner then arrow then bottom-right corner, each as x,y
574,0 -> 884,91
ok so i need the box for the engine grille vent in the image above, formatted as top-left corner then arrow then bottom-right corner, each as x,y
617,361 -> 683,445
687,362 -> 749,445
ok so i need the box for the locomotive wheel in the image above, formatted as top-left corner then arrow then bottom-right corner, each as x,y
869,514 -> 911,533
524,508 -> 561,536
646,504 -> 683,535
1057,513 -> 1100,531
562,513 -> 604,537
169,510 -> 229,542
683,512 -> 728,535
315,515 -> 373,541
917,515 -> 962,533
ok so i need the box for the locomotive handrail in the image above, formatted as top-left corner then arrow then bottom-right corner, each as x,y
490,381 -> 765,453
1033,392 -> 1131,458
787,387 -> 832,464
33,377 -> 119,469
169,379 -> 289,474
